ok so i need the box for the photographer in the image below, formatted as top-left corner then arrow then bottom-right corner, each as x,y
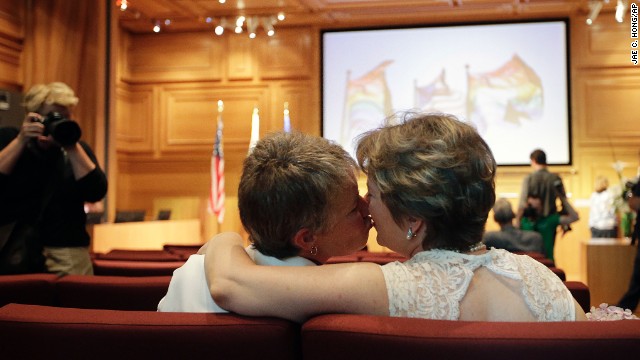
0,82 -> 107,275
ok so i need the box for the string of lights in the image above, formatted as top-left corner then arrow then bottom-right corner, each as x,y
115,0 -> 285,37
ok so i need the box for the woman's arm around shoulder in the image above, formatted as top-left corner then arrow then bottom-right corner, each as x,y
204,232 -> 389,323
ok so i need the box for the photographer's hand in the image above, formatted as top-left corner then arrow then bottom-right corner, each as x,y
0,113 -> 45,175
18,112 -> 46,145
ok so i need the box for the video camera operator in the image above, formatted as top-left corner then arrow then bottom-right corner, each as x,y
0,82 -> 107,275
516,149 -> 579,261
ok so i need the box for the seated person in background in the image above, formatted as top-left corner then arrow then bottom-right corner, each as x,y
157,131 -> 371,312
588,175 -> 618,238
521,189 -> 579,261
204,112 -> 586,323
483,198 -> 544,254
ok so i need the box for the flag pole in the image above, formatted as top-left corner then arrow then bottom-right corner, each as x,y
283,102 -> 291,132
248,106 -> 260,154
209,100 -> 225,232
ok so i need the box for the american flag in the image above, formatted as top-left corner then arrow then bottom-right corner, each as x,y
209,100 -> 225,224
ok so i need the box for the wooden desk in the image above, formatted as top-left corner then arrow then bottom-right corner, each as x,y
583,238 -> 636,306
91,219 -> 202,253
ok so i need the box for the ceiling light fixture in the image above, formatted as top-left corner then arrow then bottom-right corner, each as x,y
586,1 -> 603,25
214,18 -> 226,36
262,17 -> 275,37
152,20 -> 161,33
206,12 -> 285,38
615,0 -> 627,22
117,0 -> 128,11
247,17 -> 258,38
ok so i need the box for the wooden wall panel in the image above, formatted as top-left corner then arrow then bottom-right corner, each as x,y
272,82 -> 318,134
159,85 -> 270,154
0,0 -> 24,90
573,69 -> 640,145
115,86 -> 155,153
227,35 -> 255,80
572,11 -> 634,68
124,32 -> 224,83
259,27 -> 313,80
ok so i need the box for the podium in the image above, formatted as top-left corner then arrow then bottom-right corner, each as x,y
91,219 -> 202,253
583,238 -> 636,306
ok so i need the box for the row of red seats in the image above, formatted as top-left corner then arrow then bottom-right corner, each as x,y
0,273 -> 169,311
1,303 -> 638,360
90,245 -> 202,276
0,274 -> 591,314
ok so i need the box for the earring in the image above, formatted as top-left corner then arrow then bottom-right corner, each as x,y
310,245 -> 318,255
406,226 -> 414,240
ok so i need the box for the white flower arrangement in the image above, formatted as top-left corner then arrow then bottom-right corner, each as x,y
586,303 -> 639,321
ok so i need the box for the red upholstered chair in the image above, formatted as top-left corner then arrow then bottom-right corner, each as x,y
565,281 -> 590,313
548,266 -> 567,281
55,275 -> 171,311
92,259 -> 184,276
162,244 -> 203,258
95,249 -> 183,262
0,274 -> 58,307
301,314 -> 640,360
0,303 -> 301,360
536,257 -> 555,267
514,251 -> 547,260
325,255 -> 360,264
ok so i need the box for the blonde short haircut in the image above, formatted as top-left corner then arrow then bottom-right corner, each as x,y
23,82 -> 79,113
594,175 -> 609,193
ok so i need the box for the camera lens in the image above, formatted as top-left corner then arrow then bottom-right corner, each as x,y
50,120 -> 81,146
43,112 -> 81,146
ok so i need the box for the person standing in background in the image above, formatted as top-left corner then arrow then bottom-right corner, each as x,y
515,149 -> 564,227
588,175 -> 618,238
0,82 -> 107,275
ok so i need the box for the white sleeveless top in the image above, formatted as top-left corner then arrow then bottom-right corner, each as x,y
157,247 -> 315,312
381,248 -> 575,321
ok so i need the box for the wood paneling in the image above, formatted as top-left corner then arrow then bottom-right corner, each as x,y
116,86 -> 155,153
159,85 -> 270,154
573,11 -> 635,68
227,35 -> 255,80
0,0 -> 24,90
123,32 -> 224,83
258,28 -> 313,80
573,69 -> 640,144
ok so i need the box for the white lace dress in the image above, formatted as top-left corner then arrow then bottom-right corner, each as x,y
381,248 -> 576,321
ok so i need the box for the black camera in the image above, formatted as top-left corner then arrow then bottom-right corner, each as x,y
522,204 -> 537,219
38,112 -> 81,146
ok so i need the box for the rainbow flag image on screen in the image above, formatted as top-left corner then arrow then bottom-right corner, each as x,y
414,69 -> 466,117
341,60 -> 393,146
466,54 -> 543,135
